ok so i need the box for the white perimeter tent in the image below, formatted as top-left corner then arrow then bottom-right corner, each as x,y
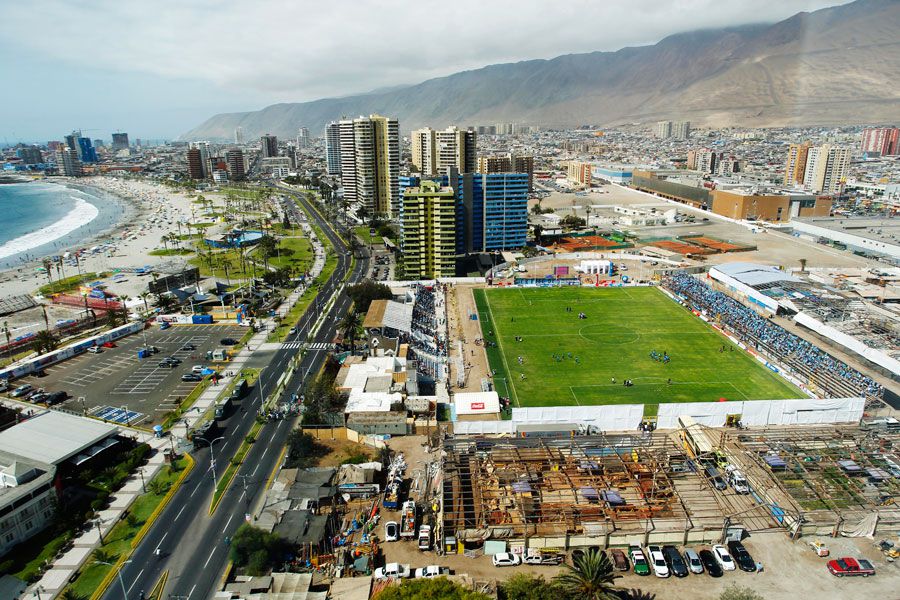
454,391 -> 501,417
450,398 -> 864,435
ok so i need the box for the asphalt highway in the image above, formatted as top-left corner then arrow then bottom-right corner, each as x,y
102,188 -> 367,600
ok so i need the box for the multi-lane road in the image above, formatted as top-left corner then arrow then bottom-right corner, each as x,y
103,188 -> 367,600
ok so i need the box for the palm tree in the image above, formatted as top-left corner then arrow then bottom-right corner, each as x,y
160,235 -> 169,253
339,311 -> 362,354
553,549 -> 622,600
34,330 -> 57,355
799,258 -> 807,273
59,589 -> 88,600
139,292 -> 151,315
92,548 -> 114,565
616,590 -> 656,600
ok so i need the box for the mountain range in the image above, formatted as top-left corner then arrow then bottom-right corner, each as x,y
181,0 -> 900,141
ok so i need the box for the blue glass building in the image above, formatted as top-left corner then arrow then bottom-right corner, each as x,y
399,170 -> 528,254
77,137 -> 98,163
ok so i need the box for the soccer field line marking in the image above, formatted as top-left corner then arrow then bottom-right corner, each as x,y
569,379 -> 740,389
483,292 -> 521,408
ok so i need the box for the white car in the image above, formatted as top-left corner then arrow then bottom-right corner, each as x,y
418,524 -> 431,550
647,545 -> 670,578
713,545 -> 736,571
383,521 -> 399,542
192,365 -> 205,374
491,552 -> 522,567
414,565 -> 446,579
373,563 -> 411,580
87,346 -> 103,354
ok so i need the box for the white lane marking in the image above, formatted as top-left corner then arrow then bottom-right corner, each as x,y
174,505 -> 187,521
189,583 -> 197,598
222,514 -> 234,533
203,547 -> 217,568
126,569 -> 144,593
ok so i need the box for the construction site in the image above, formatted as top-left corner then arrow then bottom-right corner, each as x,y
438,421 -> 900,552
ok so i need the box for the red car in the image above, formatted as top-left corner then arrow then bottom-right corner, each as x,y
827,557 -> 875,577
102,341 -> 116,348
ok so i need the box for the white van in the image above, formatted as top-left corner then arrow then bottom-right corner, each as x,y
729,469 -> 750,494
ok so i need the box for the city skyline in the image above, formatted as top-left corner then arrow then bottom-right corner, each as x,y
0,0 -> 847,141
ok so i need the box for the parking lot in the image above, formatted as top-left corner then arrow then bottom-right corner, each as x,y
11,323 -> 246,425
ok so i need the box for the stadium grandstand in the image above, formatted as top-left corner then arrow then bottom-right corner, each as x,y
663,272 -> 885,403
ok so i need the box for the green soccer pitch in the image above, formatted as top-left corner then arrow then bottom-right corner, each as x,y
473,286 -> 802,410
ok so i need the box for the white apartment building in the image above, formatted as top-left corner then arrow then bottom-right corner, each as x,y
803,144 -> 851,195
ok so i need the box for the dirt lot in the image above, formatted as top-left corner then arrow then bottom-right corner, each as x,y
446,284 -> 491,394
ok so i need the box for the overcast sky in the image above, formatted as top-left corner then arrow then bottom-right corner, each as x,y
0,0 -> 848,142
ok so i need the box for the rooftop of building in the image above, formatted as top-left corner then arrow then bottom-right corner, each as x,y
0,450 -> 55,508
793,216 -> 900,247
0,411 -> 119,466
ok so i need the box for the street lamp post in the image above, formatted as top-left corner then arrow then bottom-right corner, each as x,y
95,559 -> 131,600
256,366 -> 268,409
194,436 -> 225,489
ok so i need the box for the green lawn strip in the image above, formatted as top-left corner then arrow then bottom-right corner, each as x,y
9,526 -> 74,584
472,289 -> 516,411
267,252 -> 338,342
148,248 -> 193,256
210,421 -> 262,513
37,272 -> 107,295
267,236 -> 314,271
162,378 -> 213,430
64,457 -> 192,599
474,286 -> 802,410
189,246 -> 252,279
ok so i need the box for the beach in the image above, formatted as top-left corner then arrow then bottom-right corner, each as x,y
0,177 -> 207,300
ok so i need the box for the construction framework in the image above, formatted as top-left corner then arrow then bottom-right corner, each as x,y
440,433 -> 735,549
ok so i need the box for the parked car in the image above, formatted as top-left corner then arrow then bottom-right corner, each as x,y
383,521 -> 399,542
808,539 -> 830,557
289,327 -> 297,335
373,563 -> 411,580
220,338 -> 238,346
181,343 -> 196,351
610,548 -> 629,571
629,546 -> 650,576
182,373 -> 203,382
30,391 -> 50,404
159,359 -> 178,368
191,365 -> 205,374
418,525 -> 431,551
727,541 -> 757,572
827,557 -> 875,577
684,549 -> 704,574
524,550 -> 564,565
705,466 -> 728,491
491,553 -> 522,567
712,545 -> 736,571
87,346 -> 103,354
699,549 -> 723,577
662,545 -> 689,577
47,391 -> 67,405
166,356 -> 182,365
101,341 -> 116,348
414,565 -> 449,579
647,545 -> 670,578
0,380 -> 8,393
11,384 -> 34,398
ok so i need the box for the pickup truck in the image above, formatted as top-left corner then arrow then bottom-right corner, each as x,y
827,557 -> 876,577
373,563 -> 411,580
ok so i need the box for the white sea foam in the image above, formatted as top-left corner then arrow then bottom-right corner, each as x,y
0,196 -> 100,261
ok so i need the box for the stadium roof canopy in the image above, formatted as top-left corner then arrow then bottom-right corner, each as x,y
713,262 -> 801,288
0,411 -> 118,465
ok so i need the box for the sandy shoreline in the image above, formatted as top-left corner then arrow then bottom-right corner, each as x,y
0,177 -> 207,300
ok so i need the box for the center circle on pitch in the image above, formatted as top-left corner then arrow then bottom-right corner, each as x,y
579,324 -> 639,345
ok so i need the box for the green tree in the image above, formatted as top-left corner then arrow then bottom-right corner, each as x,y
229,524 -> 285,573
501,573 -> 558,600
532,224 -> 543,245
339,310 -> 362,353
616,590 -> 656,600
92,549 -> 115,565
59,590 -> 88,600
284,430 -> 325,468
374,578 -> 491,600
560,214 -> 586,230
34,329 -> 57,355
719,584 -> 765,600
346,279 -> 393,313
553,549 -> 622,600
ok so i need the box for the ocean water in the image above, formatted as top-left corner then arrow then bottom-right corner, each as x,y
0,182 -> 125,270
